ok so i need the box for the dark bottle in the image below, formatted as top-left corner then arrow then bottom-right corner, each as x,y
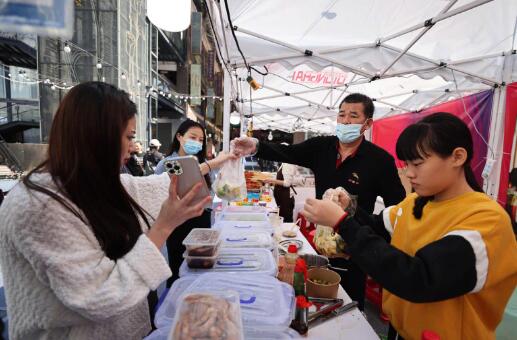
291,296 -> 310,335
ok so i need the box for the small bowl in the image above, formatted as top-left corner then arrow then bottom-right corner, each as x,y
306,268 -> 341,299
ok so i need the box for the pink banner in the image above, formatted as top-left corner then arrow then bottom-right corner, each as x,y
372,90 -> 493,185
497,83 -> 517,204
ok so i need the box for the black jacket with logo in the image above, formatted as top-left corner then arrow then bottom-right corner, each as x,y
256,136 -> 405,213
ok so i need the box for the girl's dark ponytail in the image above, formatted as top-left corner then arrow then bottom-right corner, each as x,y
465,163 -> 483,192
413,196 -> 432,219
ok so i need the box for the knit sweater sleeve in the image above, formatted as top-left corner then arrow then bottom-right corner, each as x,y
120,173 -> 170,224
13,190 -> 172,322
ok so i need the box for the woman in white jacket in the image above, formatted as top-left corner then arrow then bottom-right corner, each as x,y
0,82 -> 211,340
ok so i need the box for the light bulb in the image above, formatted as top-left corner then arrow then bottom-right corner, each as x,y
137,80 -> 141,87
96,62 -> 102,69
64,43 -> 71,53
51,85 -> 56,90
268,131 -> 273,141
121,72 -> 126,79
230,114 -> 240,125
147,0 -> 191,32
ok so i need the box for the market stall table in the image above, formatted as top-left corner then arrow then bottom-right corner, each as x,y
148,212 -> 379,340
277,223 -> 379,340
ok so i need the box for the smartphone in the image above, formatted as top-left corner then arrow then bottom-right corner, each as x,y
164,156 -> 211,209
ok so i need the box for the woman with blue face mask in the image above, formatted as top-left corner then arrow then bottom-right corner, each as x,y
155,119 -> 235,177
154,119 -> 237,286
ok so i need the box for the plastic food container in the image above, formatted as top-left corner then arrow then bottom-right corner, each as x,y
154,276 -> 197,329
186,273 -> 295,327
183,250 -> 219,269
179,248 -> 277,277
182,228 -> 221,256
213,220 -> 274,236
218,212 -> 268,222
221,231 -> 273,249
244,326 -> 301,340
224,205 -> 266,213
155,273 -> 295,330
169,291 -> 244,340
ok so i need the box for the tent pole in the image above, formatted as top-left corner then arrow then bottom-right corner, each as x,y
379,0 -> 458,77
381,44 -> 499,85
232,43 -> 377,69
260,84 -> 335,109
214,0 -> 234,66
232,26 -> 373,78
379,0 -> 492,43
449,50 -> 513,66
223,68 -> 231,152
373,99 -> 411,112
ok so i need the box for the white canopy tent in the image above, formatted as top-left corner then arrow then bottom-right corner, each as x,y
207,0 -> 517,199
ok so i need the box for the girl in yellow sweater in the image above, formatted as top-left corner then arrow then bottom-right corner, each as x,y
302,112 -> 517,340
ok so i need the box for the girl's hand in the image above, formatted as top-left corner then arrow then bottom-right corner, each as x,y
301,198 -> 346,227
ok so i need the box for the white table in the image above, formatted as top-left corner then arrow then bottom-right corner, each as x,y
277,223 -> 379,340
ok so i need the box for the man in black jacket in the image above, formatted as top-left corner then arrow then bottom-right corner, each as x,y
232,93 -> 406,310
143,139 -> 164,175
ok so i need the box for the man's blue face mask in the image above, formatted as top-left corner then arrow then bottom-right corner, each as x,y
335,120 -> 369,144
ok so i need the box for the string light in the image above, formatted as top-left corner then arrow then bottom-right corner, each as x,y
121,72 -> 126,80
63,43 -> 71,53
96,62 -> 103,69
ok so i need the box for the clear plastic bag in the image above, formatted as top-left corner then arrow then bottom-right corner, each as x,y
322,187 -> 357,216
213,159 -> 247,201
313,187 -> 357,258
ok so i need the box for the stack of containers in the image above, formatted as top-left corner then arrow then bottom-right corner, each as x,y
213,210 -> 274,235
182,229 -> 221,269
153,273 -> 298,340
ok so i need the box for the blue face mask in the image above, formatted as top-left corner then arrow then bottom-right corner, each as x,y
336,123 -> 364,144
183,139 -> 203,155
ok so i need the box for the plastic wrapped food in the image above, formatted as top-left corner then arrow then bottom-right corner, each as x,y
322,187 -> 357,216
213,159 -> 247,201
313,225 -> 347,258
313,187 -> 356,257
171,292 -> 243,340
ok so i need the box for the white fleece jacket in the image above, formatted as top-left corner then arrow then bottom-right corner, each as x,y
0,173 -> 172,340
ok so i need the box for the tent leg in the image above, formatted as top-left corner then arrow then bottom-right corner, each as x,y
223,68 -> 231,152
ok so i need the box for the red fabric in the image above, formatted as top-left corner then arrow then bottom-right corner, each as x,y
497,83 -> 517,205
333,212 -> 349,231
372,90 -> 493,185
296,213 -> 317,248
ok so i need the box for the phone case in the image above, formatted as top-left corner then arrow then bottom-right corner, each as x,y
164,156 -> 211,209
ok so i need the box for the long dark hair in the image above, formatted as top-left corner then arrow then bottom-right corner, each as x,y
23,82 -> 150,260
396,112 -> 483,219
167,119 -> 211,186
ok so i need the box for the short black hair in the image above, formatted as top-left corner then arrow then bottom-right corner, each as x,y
510,168 -> 517,187
339,93 -> 375,119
